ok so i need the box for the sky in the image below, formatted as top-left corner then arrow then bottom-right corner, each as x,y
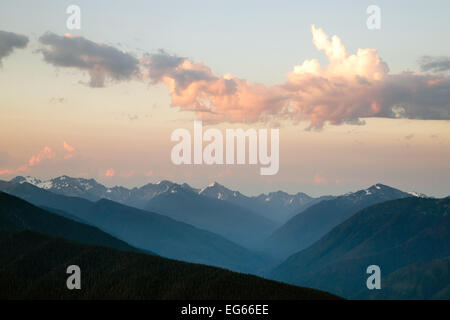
0,0 -> 449,197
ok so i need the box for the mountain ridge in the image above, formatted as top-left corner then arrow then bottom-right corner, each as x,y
0,229 -> 340,300
262,183 -> 421,259
0,181 -> 272,274
0,191 -> 145,254
9,175 -> 339,224
269,197 -> 450,299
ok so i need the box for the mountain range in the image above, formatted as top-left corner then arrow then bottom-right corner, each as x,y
6,175 -> 338,248
263,184 -> 418,259
0,183 -> 270,274
364,256 -> 450,299
199,182 -> 334,223
270,197 -> 450,299
2,175 -> 447,300
0,192 -> 338,300
10,176 -> 333,225
0,192 -> 144,254
144,183 -> 276,248
0,230 -> 339,300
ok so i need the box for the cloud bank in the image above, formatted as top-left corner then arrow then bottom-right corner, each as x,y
38,33 -> 140,87
28,146 -> 55,167
0,30 -> 29,65
140,26 -> 450,128
34,27 -> 450,128
0,142 -> 78,176
419,56 -> 450,73
140,50 -> 287,123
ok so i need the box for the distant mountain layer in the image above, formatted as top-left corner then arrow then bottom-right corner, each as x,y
10,176 -> 335,225
263,184 -> 416,259
363,256 -> 450,300
270,197 -> 450,299
144,184 -> 277,248
0,182 -> 270,274
0,230 -> 340,300
0,192 -> 144,254
199,182 -> 334,223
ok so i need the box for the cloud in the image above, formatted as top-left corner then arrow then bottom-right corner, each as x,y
38,33 -> 140,87
277,26 -> 450,127
419,56 -> 450,73
141,25 -> 450,128
141,50 -> 287,123
0,30 -> 29,65
0,144 -> 75,177
379,73 -> 450,120
63,141 -> 75,153
313,173 -> 327,184
1,146 -> 55,176
28,146 -> 55,166
4,26 -> 442,128
105,168 -> 115,177
280,25 -> 391,128
142,49 -> 186,83
141,50 -> 218,92
0,169 -> 14,176
16,165 -> 27,172
122,170 -> 135,178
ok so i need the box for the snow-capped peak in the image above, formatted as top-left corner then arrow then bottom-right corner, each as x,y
200,182 -> 223,193
23,176 -> 42,185
199,182 -> 243,201
408,191 -> 428,198
361,184 -> 388,196
10,176 -> 54,189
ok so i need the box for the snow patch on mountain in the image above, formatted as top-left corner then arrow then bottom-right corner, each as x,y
408,191 -> 428,198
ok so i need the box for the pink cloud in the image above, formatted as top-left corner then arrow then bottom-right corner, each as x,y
313,173 -> 327,185
63,141 -> 75,153
142,26 -> 450,128
28,146 -> 55,167
16,165 -> 28,172
2,144 -> 74,177
0,169 -> 13,175
105,168 -> 115,177
142,52 -> 287,124
0,164 -> 29,176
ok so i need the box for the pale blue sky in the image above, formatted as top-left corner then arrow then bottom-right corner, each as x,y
1,0 -> 449,84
